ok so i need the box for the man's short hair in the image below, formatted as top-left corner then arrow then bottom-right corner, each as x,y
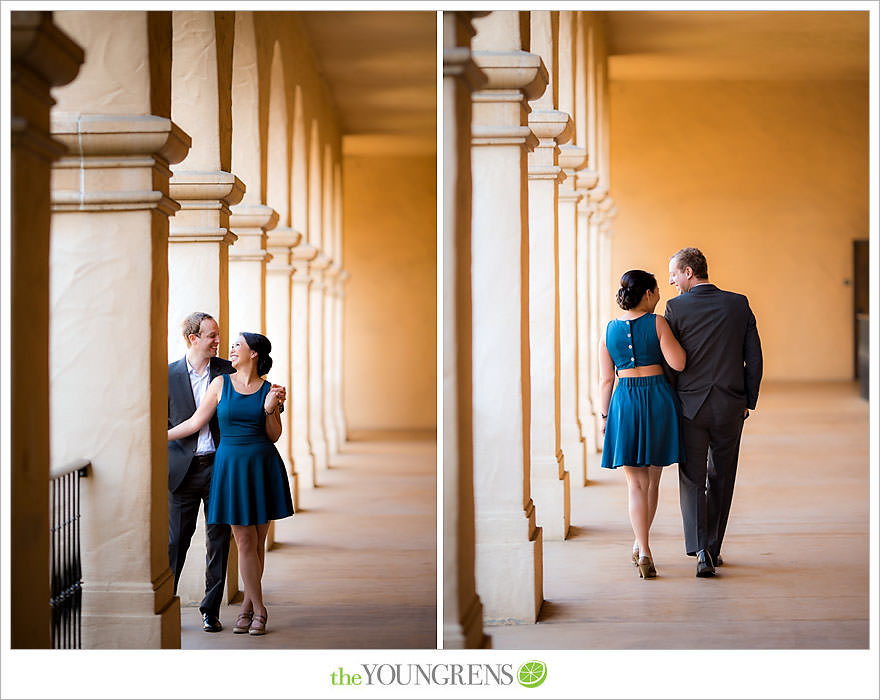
671,247 -> 708,279
182,312 -> 214,348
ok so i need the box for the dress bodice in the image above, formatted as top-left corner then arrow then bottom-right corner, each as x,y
217,374 -> 270,444
605,313 -> 664,370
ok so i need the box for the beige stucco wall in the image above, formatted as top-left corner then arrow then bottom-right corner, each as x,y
343,154 -> 437,430
610,80 -> 868,380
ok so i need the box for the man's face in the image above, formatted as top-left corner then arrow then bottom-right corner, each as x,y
668,259 -> 693,294
190,318 -> 220,358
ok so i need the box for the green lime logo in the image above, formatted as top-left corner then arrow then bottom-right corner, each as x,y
517,660 -> 547,688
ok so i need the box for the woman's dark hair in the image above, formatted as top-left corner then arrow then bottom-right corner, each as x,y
616,270 -> 658,310
241,332 -> 273,376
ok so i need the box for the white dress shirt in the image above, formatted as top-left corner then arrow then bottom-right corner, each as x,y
186,357 -> 216,455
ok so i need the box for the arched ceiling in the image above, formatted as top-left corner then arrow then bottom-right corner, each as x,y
298,11 -> 436,155
605,11 -> 869,81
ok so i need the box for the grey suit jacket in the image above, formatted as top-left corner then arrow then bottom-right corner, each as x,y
168,356 -> 234,492
665,283 -> 763,421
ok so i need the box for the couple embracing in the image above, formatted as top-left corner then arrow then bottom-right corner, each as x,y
167,312 -> 294,636
599,248 -> 763,579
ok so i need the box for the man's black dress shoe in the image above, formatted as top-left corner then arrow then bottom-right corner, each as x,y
714,554 -> 723,566
202,613 -> 223,632
696,549 -> 716,577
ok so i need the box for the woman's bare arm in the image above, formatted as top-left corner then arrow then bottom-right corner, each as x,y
263,384 -> 286,443
168,376 -> 222,441
598,334 -> 616,435
656,315 -> 686,372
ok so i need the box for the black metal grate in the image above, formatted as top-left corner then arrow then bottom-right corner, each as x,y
49,463 -> 88,649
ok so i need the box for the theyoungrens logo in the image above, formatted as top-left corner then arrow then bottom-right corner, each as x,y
329,661 -> 547,688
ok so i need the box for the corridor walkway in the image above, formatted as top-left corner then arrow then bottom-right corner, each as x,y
490,381 -> 869,649
181,436 -> 437,649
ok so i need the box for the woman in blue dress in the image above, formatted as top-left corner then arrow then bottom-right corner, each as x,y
599,270 -> 686,579
168,332 -> 293,634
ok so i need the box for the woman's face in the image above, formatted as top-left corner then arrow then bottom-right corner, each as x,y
229,335 -> 255,369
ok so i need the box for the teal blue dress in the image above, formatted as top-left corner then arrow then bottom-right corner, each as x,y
601,313 -> 684,469
207,374 -> 294,525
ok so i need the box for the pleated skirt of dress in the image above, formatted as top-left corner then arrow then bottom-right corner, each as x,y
601,374 -> 684,469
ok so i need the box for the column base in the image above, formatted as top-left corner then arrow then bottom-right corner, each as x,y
289,470 -> 299,513
294,449 -> 316,488
82,576 -> 180,649
476,525 -> 543,624
311,435 -> 329,473
443,593 -> 490,649
563,432 -> 587,488
531,460 -> 570,540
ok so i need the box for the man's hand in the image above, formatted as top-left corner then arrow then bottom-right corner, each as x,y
743,409 -> 750,419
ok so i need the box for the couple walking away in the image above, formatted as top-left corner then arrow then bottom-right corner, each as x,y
599,248 -> 763,579
167,312 -> 294,636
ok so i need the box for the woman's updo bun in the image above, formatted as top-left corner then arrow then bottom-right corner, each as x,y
241,332 -> 273,376
616,270 -> 658,310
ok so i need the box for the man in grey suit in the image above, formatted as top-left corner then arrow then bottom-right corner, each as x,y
168,312 -> 233,631
665,248 -> 763,577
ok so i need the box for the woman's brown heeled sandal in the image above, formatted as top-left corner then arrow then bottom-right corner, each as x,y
249,612 -> 268,636
233,611 -> 254,634
637,556 -> 657,579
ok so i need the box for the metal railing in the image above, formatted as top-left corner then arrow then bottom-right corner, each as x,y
49,459 -> 90,649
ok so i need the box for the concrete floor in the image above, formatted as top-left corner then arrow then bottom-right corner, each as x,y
489,381 -> 870,649
181,435 -> 437,649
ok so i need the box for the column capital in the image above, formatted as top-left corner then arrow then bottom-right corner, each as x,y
292,243 -> 319,262
558,144 -> 587,172
12,12 -> 83,93
528,109 -> 572,144
310,252 -> 332,272
575,169 -> 600,191
291,244 -> 318,279
443,47 -> 487,92
53,114 -> 191,163
230,203 -> 278,232
266,226 -> 301,274
588,187 -> 609,205
597,192 -> 614,211
471,50 -> 548,101
51,115 -> 191,216
169,170 -> 245,206
266,226 -> 302,251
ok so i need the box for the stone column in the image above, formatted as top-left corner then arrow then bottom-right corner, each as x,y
228,205 -> 276,335
266,228 -> 303,511
443,10 -> 488,648
167,11 -> 243,360
334,270 -> 350,447
526,10 -> 572,542
10,10 -> 82,649
576,197 -> 599,460
598,197 -> 617,330
573,10 -> 602,479
167,11 -> 244,603
291,244 -> 318,487
308,253 -> 332,475
470,11 -> 546,623
323,264 -> 341,458
587,191 -> 607,448
50,113 -> 189,649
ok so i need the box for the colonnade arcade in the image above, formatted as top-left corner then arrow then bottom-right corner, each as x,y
444,10 -> 618,647
11,10 -> 349,648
